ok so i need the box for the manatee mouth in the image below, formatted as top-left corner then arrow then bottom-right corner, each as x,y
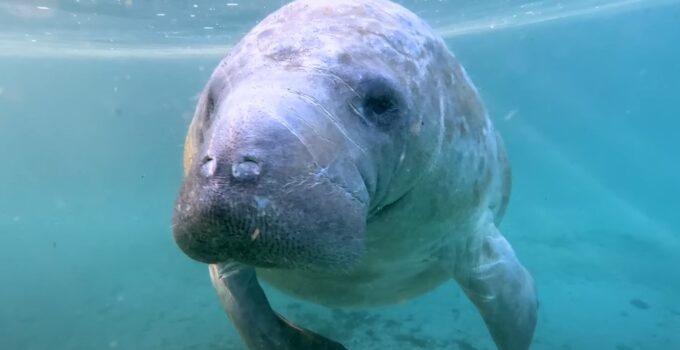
173,194 -> 284,267
172,169 -> 368,271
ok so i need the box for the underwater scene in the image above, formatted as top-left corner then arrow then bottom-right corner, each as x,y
1,0 -> 679,349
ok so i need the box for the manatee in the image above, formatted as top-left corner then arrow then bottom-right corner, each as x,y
172,0 -> 538,349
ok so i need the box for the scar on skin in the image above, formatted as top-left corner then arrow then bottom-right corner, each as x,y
251,228 -> 261,241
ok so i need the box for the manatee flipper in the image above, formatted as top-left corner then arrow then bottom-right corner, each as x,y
209,263 -> 347,350
453,223 -> 538,350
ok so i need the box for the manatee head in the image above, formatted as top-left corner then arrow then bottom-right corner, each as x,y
172,0 -> 471,271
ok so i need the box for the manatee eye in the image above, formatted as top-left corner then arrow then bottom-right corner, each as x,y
359,77 -> 401,128
204,76 -> 227,123
195,87 -> 217,145
204,92 -> 216,121
365,93 -> 394,115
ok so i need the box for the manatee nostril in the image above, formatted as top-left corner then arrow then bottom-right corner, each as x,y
231,157 -> 262,182
200,155 -> 217,178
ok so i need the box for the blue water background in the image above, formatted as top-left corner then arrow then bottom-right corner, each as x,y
0,1 -> 678,349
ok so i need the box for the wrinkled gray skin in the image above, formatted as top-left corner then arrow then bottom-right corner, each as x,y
172,0 -> 538,349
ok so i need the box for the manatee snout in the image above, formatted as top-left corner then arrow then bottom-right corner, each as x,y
172,90 -> 369,270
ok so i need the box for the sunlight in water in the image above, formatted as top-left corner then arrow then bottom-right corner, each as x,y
0,0 -> 678,58
436,0 -> 680,37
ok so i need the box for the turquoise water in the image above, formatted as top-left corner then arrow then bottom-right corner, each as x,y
1,1 -> 679,349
